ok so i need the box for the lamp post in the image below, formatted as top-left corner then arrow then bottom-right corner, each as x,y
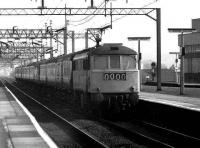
128,37 -> 151,90
168,28 -> 196,95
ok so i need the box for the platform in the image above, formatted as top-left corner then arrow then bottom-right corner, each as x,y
140,85 -> 200,112
0,85 -> 58,148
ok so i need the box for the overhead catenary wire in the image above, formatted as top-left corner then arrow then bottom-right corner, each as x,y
69,1 -> 106,27
37,0 -> 66,29
70,0 -> 159,32
103,0 -> 159,26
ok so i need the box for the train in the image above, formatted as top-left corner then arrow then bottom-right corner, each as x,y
15,43 -> 139,115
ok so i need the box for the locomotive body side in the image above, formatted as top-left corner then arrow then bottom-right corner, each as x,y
29,65 -> 35,81
55,59 -> 63,88
15,67 -> 22,80
39,63 -> 47,83
46,62 -> 56,86
72,52 -> 89,93
61,55 -> 72,90
22,66 -> 29,80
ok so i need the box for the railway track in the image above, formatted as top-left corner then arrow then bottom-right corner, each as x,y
1,79 -> 108,148
99,119 -> 200,148
2,78 -> 172,147
4,78 -> 200,147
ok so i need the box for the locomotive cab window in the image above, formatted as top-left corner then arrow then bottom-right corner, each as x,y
110,55 -> 120,69
94,56 -> 108,69
73,58 -> 88,70
122,55 -> 136,70
93,55 -> 136,70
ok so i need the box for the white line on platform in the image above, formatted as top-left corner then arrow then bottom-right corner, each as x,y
5,86 -> 58,148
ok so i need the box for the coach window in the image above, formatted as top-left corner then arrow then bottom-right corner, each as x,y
94,56 -> 108,69
110,55 -> 120,69
122,55 -> 136,70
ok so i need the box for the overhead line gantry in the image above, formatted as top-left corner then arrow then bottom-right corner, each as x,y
0,29 -> 85,39
0,7 -> 156,17
0,4 -> 162,90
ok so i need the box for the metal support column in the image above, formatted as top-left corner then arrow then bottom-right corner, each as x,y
180,32 -> 184,95
64,28 -> 67,54
156,8 -> 161,91
85,31 -> 88,49
72,31 -> 75,53
138,40 -> 141,91
50,20 -> 53,58
64,4 -> 68,55
138,40 -> 141,70
36,49 -> 38,62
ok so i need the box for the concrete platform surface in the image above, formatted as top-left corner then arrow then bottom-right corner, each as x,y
141,85 -> 200,112
0,85 -> 58,148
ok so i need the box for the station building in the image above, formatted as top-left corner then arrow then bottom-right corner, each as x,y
179,19 -> 200,83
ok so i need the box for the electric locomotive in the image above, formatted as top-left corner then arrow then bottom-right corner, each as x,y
15,43 -> 139,114
74,43 -> 139,114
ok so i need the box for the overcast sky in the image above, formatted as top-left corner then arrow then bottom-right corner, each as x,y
0,0 -> 200,67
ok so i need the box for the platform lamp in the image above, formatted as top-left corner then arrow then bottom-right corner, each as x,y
168,28 -> 196,95
128,37 -> 151,90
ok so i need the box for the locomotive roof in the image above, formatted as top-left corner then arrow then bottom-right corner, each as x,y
72,44 -> 137,60
15,44 -> 137,69
90,44 -> 137,55
26,62 -> 39,66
